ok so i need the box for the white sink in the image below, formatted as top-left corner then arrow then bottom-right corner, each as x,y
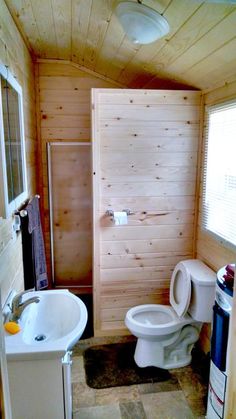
4,290 -> 88,360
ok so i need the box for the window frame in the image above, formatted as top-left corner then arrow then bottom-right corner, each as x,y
201,98 -> 236,251
0,64 -> 28,218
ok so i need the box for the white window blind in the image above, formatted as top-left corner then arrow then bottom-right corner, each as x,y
202,100 -> 236,250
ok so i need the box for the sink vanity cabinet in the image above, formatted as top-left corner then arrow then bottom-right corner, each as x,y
4,289 -> 88,419
7,351 -> 72,419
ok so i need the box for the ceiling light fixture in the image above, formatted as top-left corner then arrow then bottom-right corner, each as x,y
115,1 -> 170,45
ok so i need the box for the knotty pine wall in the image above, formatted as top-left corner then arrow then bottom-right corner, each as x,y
92,88 -> 201,336
35,61 -> 118,286
196,79 -> 236,353
0,1 -> 37,305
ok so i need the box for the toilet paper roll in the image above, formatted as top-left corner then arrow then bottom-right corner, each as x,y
113,211 -> 128,225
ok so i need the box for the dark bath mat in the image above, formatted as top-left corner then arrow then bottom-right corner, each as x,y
83,341 -> 171,389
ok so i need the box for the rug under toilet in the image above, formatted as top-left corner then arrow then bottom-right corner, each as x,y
83,341 -> 175,389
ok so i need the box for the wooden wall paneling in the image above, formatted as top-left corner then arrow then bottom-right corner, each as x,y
94,12 -> 125,78
36,61 -> 117,289
5,0 -> 236,91
100,211 -> 195,227
158,9 -> 236,87
101,181 -> 196,197
95,0 -> 169,82
5,0 -> 41,56
203,78 -> 236,105
101,225 -> 193,241
101,252 -> 193,269
71,0 -> 93,65
0,219 -> 12,255
0,1 -> 37,304
98,37 -> 140,85
0,234 -> 24,306
197,229 -> 236,270
192,94 -> 204,259
0,4 -> 26,72
117,0 -> 202,87
92,88 -> 102,334
99,108 -> 199,124
98,90 -> 201,105
101,196 -> 196,212
82,0 -> 113,70
35,62 -> 46,248
30,0 -> 58,58
51,0 -> 72,60
37,58 -> 124,87
100,279 -> 170,294
92,88 -> 201,336
150,4 -> 234,72
100,292 -> 170,309
141,4 -> 235,90
101,238 -> 193,255
180,38 -> 236,91
101,267 -> 174,283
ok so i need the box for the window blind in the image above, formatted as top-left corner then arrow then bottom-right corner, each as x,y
202,100 -> 236,250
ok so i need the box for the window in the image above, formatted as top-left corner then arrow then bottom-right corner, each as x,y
0,65 -> 27,218
202,100 -> 236,250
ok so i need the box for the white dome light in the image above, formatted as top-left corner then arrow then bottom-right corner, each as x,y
115,1 -> 170,45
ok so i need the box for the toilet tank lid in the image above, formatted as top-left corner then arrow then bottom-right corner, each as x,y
180,259 -> 216,286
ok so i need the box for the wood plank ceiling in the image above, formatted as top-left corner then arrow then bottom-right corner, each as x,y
4,0 -> 236,90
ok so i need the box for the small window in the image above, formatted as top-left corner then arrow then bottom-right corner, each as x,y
0,65 -> 27,218
202,100 -> 236,250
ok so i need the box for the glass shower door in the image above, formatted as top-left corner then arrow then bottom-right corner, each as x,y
48,142 -> 92,291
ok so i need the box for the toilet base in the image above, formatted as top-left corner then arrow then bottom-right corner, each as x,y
134,325 -> 200,370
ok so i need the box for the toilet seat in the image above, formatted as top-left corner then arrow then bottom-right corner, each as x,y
170,262 -> 191,317
125,304 -> 191,336
125,262 -> 193,339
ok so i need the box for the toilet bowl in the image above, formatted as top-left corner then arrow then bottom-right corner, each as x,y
125,259 -> 216,369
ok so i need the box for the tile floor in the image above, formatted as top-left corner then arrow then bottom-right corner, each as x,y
72,336 -> 208,419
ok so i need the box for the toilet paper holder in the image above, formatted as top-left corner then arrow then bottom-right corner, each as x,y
106,209 -> 131,217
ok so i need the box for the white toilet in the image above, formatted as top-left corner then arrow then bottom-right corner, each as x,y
125,259 -> 216,369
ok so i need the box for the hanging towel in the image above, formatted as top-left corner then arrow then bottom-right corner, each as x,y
21,215 -> 35,290
26,196 -> 48,290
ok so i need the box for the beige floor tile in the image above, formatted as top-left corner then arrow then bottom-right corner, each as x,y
184,394 -> 206,417
137,377 -> 180,395
119,401 -> 146,419
73,403 -> 122,419
73,382 -> 96,409
72,356 -> 86,384
174,370 -> 207,416
175,370 -> 207,398
95,385 -> 140,405
72,339 -> 208,419
141,390 -> 195,419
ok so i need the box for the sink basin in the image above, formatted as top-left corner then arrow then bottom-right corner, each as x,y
4,290 -> 88,360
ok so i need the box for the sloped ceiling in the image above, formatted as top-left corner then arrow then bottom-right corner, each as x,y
4,0 -> 236,90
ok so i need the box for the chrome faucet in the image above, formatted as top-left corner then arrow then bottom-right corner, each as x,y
9,289 -> 40,323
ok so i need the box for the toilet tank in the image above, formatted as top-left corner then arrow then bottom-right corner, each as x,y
183,260 -> 216,322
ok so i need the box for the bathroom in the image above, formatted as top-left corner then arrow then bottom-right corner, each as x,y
0,0 -> 236,418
